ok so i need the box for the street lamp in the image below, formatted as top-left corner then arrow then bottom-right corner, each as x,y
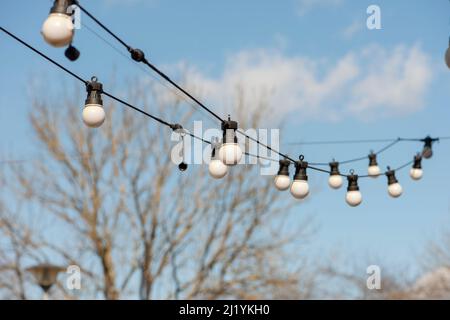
27,264 -> 64,299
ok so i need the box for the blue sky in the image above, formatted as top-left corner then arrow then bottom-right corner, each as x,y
1,0 -> 450,277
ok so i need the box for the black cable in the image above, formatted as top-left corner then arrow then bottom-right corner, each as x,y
76,1 -> 224,123
0,27 -> 86,84
287,138 -> 398,145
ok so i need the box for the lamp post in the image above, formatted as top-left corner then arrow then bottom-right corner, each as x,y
27,264 -> 64,300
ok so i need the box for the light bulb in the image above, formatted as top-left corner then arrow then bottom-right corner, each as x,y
83,77 -> 105,128
218,143 -> 242,165
445,46 -> 450,69
346,173 -> 362,207
290,158 -> 309,199
346,190 -> 362,207
290,180 -> 309,199
386,168 -> 402,198
410,154 -> 423,180
219,116 -> 242,165
275,175 -> 291,191
409,168 -> 423,180
274,159 -> 291,191
328,175 -> 343,189
367,152 -> 380,178
368,165 -> 381,177
421,136 -> 434,159
41,13 -> 74,47
82,104 -> 105,128
328,161 -> 342,189
388,182 -> 403,198
209,159 -> 228,179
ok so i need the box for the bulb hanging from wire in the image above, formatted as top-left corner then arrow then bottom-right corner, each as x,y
386,167 -> 402,198
421,136 -> 435,159
82,76 -> 105,128
290,156 -> 309,199
218,116 -> 242,166
209,139 -> 228,179
409,153 -> 423,180
274,159 -> 291,191
328,161 -> 343,189
41,0 -> 75,48
367,151 -> 381,178
346,171 -> 362,207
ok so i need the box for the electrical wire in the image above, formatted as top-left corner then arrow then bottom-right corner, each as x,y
0,27 -> 275,166
74,0 -> 225,124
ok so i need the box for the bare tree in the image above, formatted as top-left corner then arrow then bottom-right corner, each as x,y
0,78 -> 316,299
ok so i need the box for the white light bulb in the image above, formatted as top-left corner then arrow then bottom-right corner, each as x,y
218,143 -> 242,166
346,190 -> 362,207
445,46 -> 450,69
388,183 -> 403,198
274,175 -> 291,191
368,165 -> 381,177
41,13 -> 74,47
328,175 -> 343,189
290,180 -> 309,199
409,168 -> 423,181
82,104 -> 105,128
208,159 -> 228,179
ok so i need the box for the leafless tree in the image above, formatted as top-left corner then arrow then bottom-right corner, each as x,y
0,78 -> 317,299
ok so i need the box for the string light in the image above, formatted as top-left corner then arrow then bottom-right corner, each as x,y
346,172 -> 362,207
328,161 -> 343,189
82,77 -> 105,128
218,116 -> 243,166
290,156 -> 310,200
41,0 -> 75,47
386,167 -> 403,198
0,17 -> 447,209
410,154 -> 423,180
65,44 -> 80,61
274,159 -> 291,191
367,151 -> 381,178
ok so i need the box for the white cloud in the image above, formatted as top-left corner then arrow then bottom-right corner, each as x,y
342,19 -> 362,39
181,44 -> 432,124
296,0 -> 344,16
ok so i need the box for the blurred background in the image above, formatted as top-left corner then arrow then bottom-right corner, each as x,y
1,0 -> 450,299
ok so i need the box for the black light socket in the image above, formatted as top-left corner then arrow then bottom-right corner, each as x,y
277,159 -> 290,176
422,136 -> 436,159
347,174 -> 359,191
221,116 -> 238,143
50,0 -> 74,14
368,152 -> 378,166
130,48 -> 145,62
329,161 -> 340,176
385,168 -> 398,185
85,77 -> 103,105
293,160 -> 308,181
413,154 -> 422,169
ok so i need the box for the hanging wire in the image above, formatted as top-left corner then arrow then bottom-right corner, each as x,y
0,26 -> 445,180
74,0 -> 225,123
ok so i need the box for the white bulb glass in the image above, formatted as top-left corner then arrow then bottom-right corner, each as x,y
274,175 -> 291,191
82,104 -> 105,128
41,13 -> 74,47
290,180 -> 309,199
346,190 -> 362,207
218,143 -> 243,166
328,174 -> 343,189
208,159 -> 228,179
388,183 -> 403,198
409,168 -> 423,181
368,165 -> 381,177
